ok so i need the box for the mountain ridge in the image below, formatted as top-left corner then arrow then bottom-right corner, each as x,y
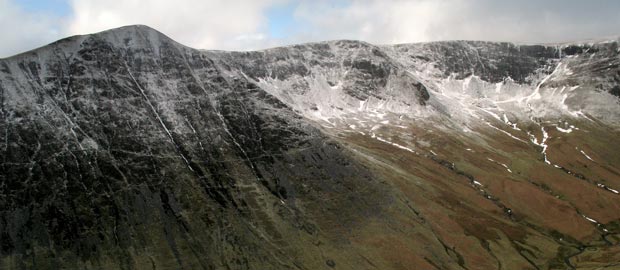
1,24 -> 620,269
5,24 -> 619,60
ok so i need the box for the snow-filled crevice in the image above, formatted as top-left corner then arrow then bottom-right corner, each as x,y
123,60 -> 195,173
528,127 -> 552,165
486,157 -> 513,173
596,183 -> 620,194
576,148 -> 594,161
371,133 -> 418,154
485,122 -> 528,143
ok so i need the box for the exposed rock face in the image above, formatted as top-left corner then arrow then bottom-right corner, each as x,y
1,25 -> 619,269
391,41 -> 559,83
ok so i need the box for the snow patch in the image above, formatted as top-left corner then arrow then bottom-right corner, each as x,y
579,150 -> 594,161
485,122 -> 527,143
582,215 -> 599,224
556,126 -> 573,133
374,135 -> 416,153
597,183 -> 619,194
330,81 -> 342,90
529,127 -> 551,164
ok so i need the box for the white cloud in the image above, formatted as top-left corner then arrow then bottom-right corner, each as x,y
293,0 -> 447,44
291,0 -> 620,45
1,0 -> 620,58
0,0 -> 66,58
67,0 -> 285,50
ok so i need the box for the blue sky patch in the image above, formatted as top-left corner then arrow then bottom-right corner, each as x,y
266,1 -> 298,39
17,0 -> 71,17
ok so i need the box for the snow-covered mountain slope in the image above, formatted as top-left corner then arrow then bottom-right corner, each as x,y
208,40 -> 432,124
388,40 -> 620,125
221,38 -> 620,128
1,25 -> 620,270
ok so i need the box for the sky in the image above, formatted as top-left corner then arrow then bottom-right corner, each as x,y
1,0 -> 620,58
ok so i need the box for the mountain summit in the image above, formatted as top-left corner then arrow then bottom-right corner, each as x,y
1,25 -> 619,269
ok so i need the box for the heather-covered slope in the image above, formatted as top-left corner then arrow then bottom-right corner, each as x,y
1,25 -> 619,269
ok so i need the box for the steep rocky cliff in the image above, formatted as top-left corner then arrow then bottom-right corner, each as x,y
1,25 -> 619,270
